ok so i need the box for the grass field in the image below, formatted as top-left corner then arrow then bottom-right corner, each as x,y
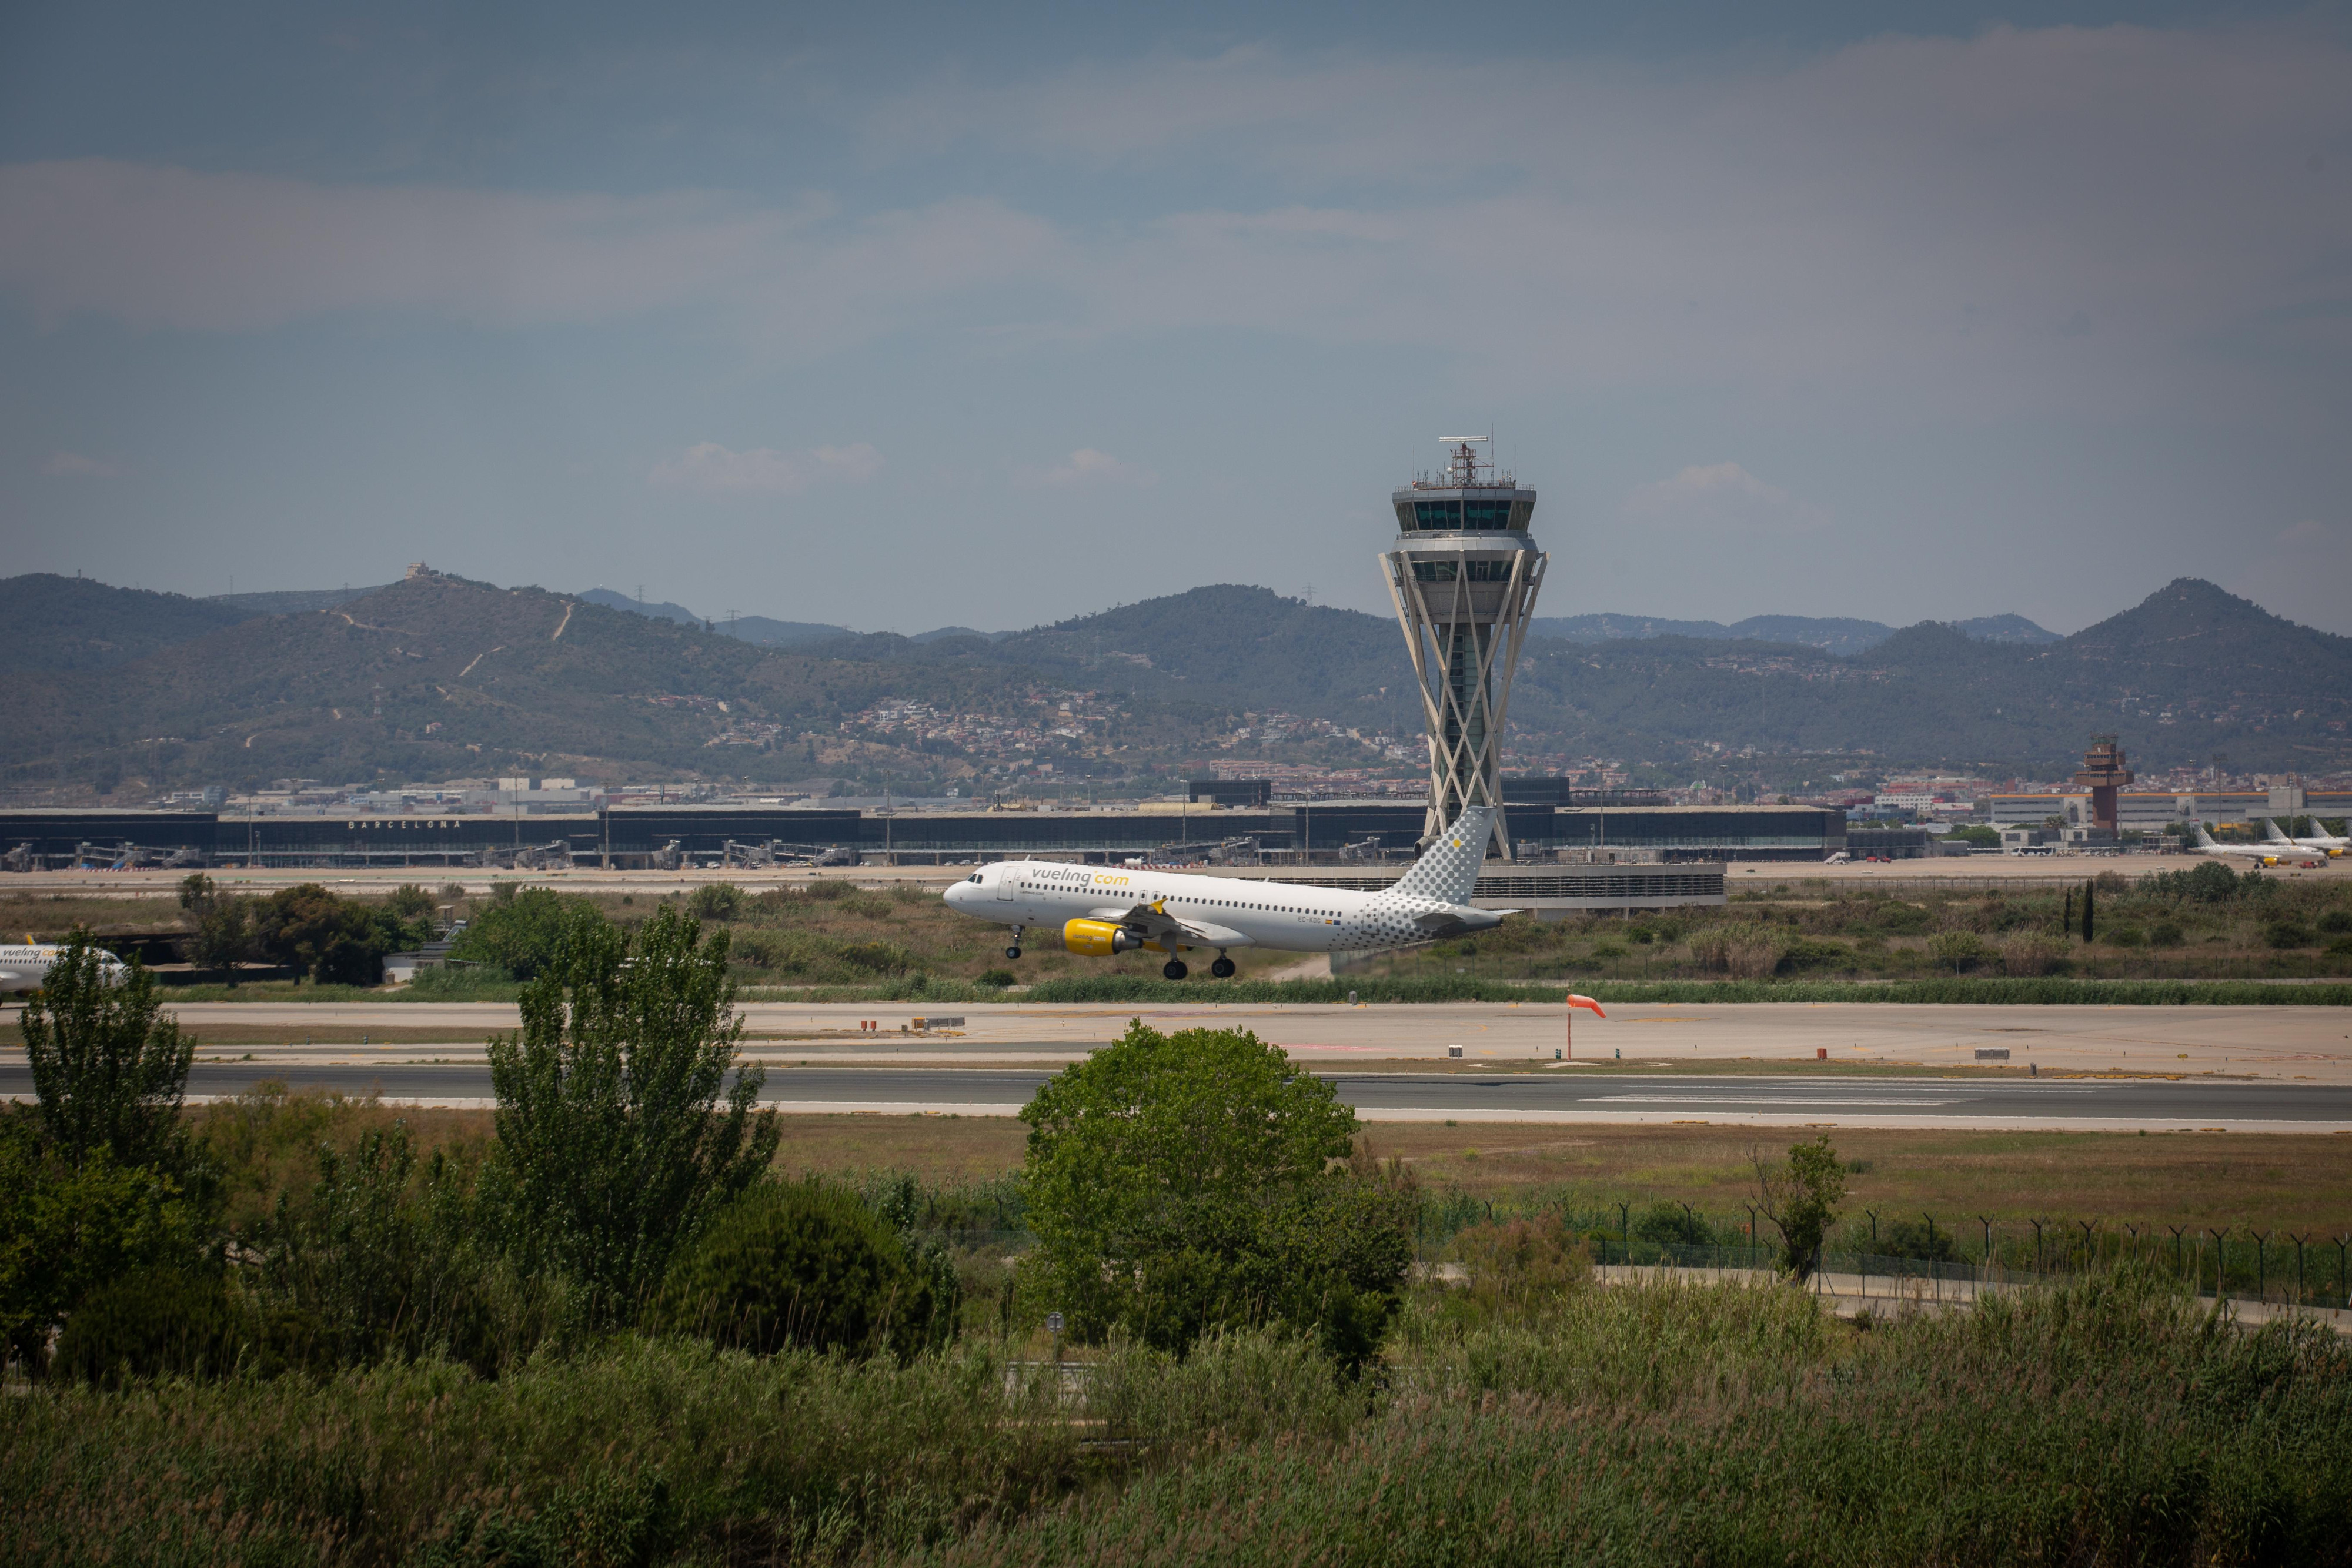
15,863 -> 2352,993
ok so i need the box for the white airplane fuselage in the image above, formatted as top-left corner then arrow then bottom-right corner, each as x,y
944,860 -> 1496,955
0,944 -> 126,995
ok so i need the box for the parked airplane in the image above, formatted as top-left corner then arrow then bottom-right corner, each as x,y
942,806 -> 1509,979
0,940 -> 127,995
2194,827 -> 2298,867
2267,818 -> 2348,856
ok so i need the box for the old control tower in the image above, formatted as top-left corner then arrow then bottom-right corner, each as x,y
1380,437 -> 1548,860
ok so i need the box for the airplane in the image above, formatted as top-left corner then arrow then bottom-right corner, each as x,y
0,938 -> 128,995
2194,826 -> 2299,867
2267,818 -> 2348,856
942,806 -> 1510,979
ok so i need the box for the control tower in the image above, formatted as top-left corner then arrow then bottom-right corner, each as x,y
1380,437 -> 1547,860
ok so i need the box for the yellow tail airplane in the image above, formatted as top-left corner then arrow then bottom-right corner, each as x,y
943,806 -> 1508,979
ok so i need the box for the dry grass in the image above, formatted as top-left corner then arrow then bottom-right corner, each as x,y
1359,1122 -> 2352,1233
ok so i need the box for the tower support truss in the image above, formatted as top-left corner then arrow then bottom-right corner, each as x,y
1379,439 -> 1548,861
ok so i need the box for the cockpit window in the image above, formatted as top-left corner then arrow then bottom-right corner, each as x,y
968,873 -> 983,883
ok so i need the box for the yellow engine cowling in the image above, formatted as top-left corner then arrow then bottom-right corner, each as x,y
1063,918 -> 1143,957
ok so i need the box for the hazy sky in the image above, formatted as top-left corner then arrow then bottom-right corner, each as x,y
4,1 -> 2348,635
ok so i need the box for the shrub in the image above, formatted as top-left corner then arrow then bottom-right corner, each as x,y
2267,921 -> 2316,950
1,1128 -> 206,1374
2150,921 -> 2186,948
686,882 -> 746,921
2104,925 -> 2146,947
1874,1218 -> 1957,1262
2320,909 -> 2352,935
1631,1200 -> 1715,1248
1870,901 -> 1933,934
449,887 -> 594,981
1451,1215 -> 1591,1321
1927,929 -> 1987,972
1690,923 -> 1782,978
653,1181 -> 954,1360
51,1268 -> 250,1386
976,968 -> 1018,988
1999,934 -> 2066,975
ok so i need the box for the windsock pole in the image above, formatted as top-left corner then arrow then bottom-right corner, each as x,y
1566,993 -> 1605,1058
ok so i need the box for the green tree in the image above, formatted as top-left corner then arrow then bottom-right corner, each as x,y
486,903 -> 778,1325
1752,1134 -> 1848,1281
176,872 -> 219,915
1018,1020 -> 1411,1360
0,1115 -> 203,1374
2082,880 -> 2097,944
386,883 -> 437,923
450,886 -> 584,980
251,884 -> 410,985
20,934 -> 192,1172
187,898 -> 255,981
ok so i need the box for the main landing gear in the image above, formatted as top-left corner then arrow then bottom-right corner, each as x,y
1210,954 -> 1236,978
1162,959 -> 1189,981
1005,927 -> 1024,961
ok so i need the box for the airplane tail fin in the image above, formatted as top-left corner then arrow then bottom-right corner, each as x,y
2195,825 -> 2221,848
2265,818 -> 2296,844
1391,807 -> 1495,905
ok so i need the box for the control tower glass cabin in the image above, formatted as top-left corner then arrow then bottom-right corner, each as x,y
1379,438 -> 1547,860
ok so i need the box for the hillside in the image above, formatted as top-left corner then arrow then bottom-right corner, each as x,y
0,574 -> 262,671
579,587 -> 856,648
3,572 -> 2348,794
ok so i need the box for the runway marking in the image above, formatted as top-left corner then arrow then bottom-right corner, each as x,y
1589,1095 -> 1967,1108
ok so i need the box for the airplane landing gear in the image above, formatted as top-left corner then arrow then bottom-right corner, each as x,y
1162,959 -> 1189,981
1005,946 -> 1023,960
1210,955 -> 1236,978
1005,927 -> 1024,961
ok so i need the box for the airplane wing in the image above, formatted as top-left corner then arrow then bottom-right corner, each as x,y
1087,901 -> 1255,948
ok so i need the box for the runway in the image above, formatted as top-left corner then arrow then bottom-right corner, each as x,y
8,1061 -> 2346,1131
72,998 -> 2352,1081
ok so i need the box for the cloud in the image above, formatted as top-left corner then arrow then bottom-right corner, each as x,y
1035,448 -> 1154,487
650,442 -> 881,496
1623,463 -> 1831,536
0,22 -> 2346,419
40,450 -> 122,477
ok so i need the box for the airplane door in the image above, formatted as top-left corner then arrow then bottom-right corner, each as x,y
995,870 -> 1015,902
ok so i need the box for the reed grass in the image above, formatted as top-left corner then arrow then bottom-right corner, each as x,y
11,1271 -> 2347,1566
910,1269 -> 2352,1566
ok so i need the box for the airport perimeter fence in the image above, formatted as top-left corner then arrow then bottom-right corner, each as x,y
1419,1196 -> 2352,1312
923,1209 -> 2352,1315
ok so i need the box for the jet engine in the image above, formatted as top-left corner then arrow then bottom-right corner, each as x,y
1063,918 -> 1143,956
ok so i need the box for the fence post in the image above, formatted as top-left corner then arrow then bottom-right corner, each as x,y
2209,1228 -> 2229,1300
2169,1224 -> 2187,1280
2254,1230 -> 2269,1303
1619,1202 -> 1630,1271
2031,1218 -> 2046,1276
2078,1219 -> 2097,1276
1978,1215 -> 1994,1299
2292,1233 -> 2307,1306
1926,1213 -> 1940,1303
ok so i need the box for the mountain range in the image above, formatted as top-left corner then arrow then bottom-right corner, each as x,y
1529,611 -> 2058,656
1,570 -> 2344,794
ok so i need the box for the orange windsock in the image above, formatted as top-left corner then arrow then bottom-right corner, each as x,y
1567,994 -> 1606,1018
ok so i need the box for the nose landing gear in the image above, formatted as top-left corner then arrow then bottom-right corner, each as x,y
1005,927 -> 1024,961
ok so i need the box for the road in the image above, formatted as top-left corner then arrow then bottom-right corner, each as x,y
53,998 -> 2352,1081
8,1061 -> 2345,1130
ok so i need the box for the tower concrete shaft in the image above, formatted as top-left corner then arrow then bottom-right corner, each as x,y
1380,439 -> 1547,859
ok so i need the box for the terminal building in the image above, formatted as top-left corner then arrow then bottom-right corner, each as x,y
0,794 -> 1842,873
